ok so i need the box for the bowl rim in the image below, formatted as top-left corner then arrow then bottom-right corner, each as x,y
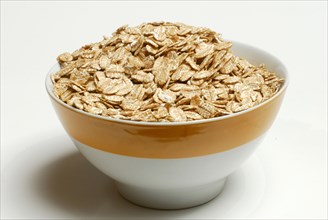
45,41 -> 289,127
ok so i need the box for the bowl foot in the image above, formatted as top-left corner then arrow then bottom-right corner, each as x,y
116,177 -> 226,210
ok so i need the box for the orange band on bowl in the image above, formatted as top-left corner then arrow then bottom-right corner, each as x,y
50,88 -> 286,159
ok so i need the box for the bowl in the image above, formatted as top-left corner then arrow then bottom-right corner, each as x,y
45,41 -> 288,209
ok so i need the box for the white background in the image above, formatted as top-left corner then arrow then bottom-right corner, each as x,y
1,1 -> 327,219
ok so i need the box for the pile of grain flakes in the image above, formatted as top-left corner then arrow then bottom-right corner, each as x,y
52,22 -> 283,122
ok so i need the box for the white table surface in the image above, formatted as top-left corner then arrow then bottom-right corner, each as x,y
1,1 -> 327,219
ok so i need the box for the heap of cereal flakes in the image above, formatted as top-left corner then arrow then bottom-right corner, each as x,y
52,22 -> 283,122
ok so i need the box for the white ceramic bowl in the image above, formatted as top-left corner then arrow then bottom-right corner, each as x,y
46,41 -> 288,209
